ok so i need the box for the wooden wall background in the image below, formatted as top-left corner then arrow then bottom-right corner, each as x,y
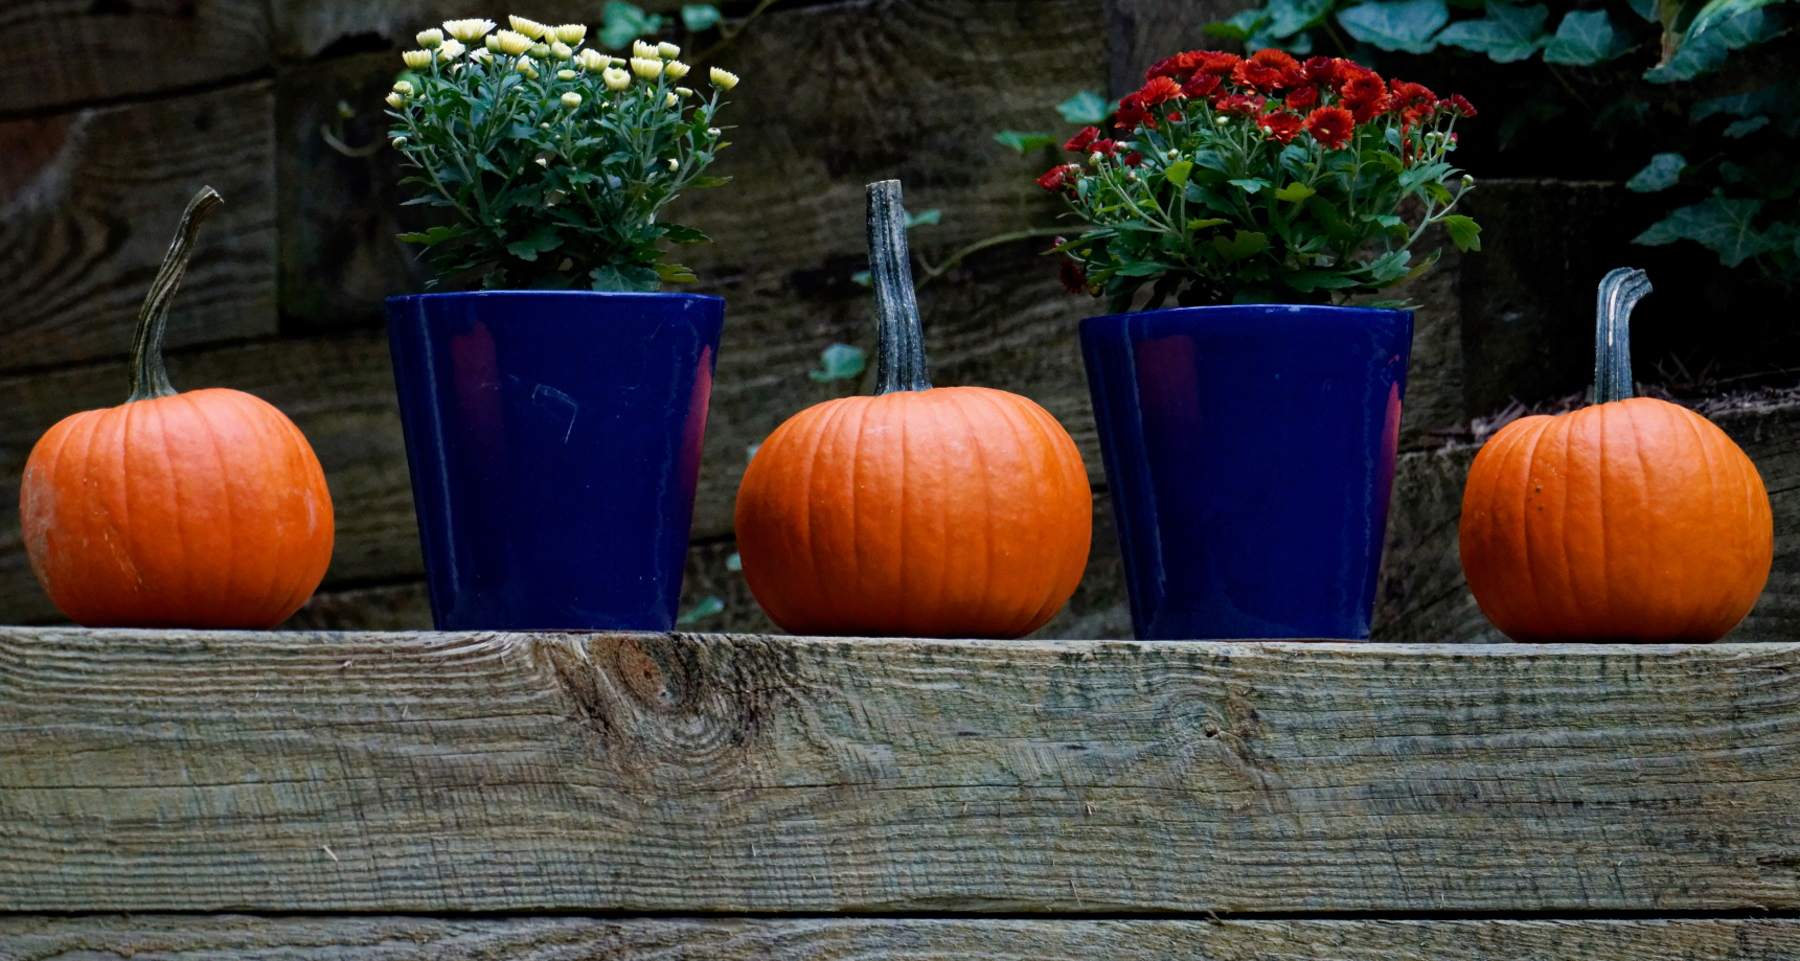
2,0 -> 1794,639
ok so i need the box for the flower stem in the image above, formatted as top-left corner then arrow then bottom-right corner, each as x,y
1595,267 -> 1651,404
127,186 -> 223,403
866,180 -> 931,395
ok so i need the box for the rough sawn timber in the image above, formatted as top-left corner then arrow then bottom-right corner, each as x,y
4,915 -> 1800,960
4,628 -> 1800,914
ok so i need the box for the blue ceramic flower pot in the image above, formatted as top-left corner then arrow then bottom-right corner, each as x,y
1080,304 -> 1412,640
384,291 -> 724,631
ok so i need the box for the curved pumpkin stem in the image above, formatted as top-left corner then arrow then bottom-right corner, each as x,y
1594,267 -> 1651,405
866,179 -> 932,395
128,186 -> 224,403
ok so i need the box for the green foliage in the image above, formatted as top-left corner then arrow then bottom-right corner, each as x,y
1338,0 -> 1451,53
387,21 -> 738,290
680,4 -> 723,31
1542,9 -> 1635,63
994,130 -> 1058,153
1436,3 -> 1552,61
808,343 -> 867,381
600,2 -> 665,49
1057,91 -> 1116,125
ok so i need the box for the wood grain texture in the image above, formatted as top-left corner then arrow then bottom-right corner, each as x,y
6,628 -> 1800,913
5,915 -> 1800,960
0,82 -> 278,372
0,329 -> 418,624
0,0 -> 270,114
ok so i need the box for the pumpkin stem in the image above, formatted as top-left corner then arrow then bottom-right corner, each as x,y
866,179 -> 932,394
127,186 -> 224,403
1594,267 -> 1651,406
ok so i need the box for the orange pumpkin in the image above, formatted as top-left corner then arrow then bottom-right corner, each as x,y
734,181 -> 1091,638
1458,269 -> 1771,642
20,187 -> 334,629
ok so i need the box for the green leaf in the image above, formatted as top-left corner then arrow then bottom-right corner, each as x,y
1164,161 -> 1195,186
656,262 -> 699,283
1283,270 -> 1365,292
398,224 -> 471,246
1205,8 -> 1268,40
1441,214 -> 1482,252
505,224 -> 563,262
1212,230 -> 1271,262
662,223 -> 711,244
1627,0 -> 1660,21
1264,0 -> 1338,35
1229,178 -> 1272,194
1187,217 -> 1230,231
676,595 -> 725,624
1057,91 -> 1114,126
1627,152 -> 1688,192
1645,9 -> 1785,82
681,4 -> 722,31
1725,116 -> 1773,137
851,270 -> 872,287
809,342 -> 867,382
1336,0 -> 1451,54
904,208 -> 941,228
1366,249 -> 1415,284
1436,3 -> 1551,62
590,263 -> 661,291
994,129 -> 1058,153
1632,196 -> 1780,266
1543,9 -> 1633,64
600,1 -> 666,49
1274,181 -> 1318,203
1685,0 -> 1788,43
690,175 -> 734,188
1360,212 -> 1406,228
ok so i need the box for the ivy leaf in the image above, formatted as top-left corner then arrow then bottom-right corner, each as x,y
1229,178 -> 1272,193
1645,9 -> 1785,82
904,208 -> 941,228
590,263 -> 661,291
680,4 -> 722,31
1264,0 -> 1337,36
1684,0 -> 1788,43
1441,214 -> 1482,252
1164,161 -> 1195,186
1057,91 -> 1114,126
994,130 -> 1058,153
600,1 -> 666,49
1725,116 -> 1773,137
397,224 -> 471,246
1336,0 -> 1451,54
1274,181 -> 1318,202
1212,230 -> 1271,262
1627,0 -> 1659,21
662,223 -> 711,244
1543,9 -> 1633,64
809,343 -> 866,382
1206,8 -> 1269,40
1692,82 -> 1798,124
850,270 -> 872,287
1627,152 -> 1688,192
1436,3 -> 1551,62
676,595 -> 725,624
1632,196 -> 1779,266
656,262 -> 699,283
505,224 -> 563,261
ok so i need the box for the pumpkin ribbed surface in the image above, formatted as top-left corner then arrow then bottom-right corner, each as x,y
1458,396 -> 1771,643
735,385 -> 1091,639
21,387 -> 335,629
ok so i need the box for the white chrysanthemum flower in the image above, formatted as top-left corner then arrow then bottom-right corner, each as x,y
442,18 -> 495,41
664,91 -> 678,107
550,41 -> 572,60
494,30 -> 532,55
470,47 -> 493,63
392,80 -> 414,94
663,60 -> 690,80
515,56 -> 537,77
708,67 -> 738,90
402,49 -> 432,68
385,91 -> 407,108
530,42 -> 550,58
576,48 -> 607,70
667,157 -> 678,170
633,39 -> 659,59
553,23 -> 586,44
437,38 -> 465,60
557,68 -> 577,79
629,57 -> 662,79
562,92 -> 582,108
674,86 -> 693,96
603,66 -> 630,90
508,15 -> 548,39
706,127 -> 721,136
657,41 -> 679,59
416,28 -> 443,48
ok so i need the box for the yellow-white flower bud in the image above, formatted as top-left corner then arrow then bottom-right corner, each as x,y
494,30 -> 532,55
402,49 -> 433,69
416,28 -> 443,48
675,86 -> 693,96
657,41 -> 680,59
706,127 -> 721,136
392,135 -> 408,148
515,56 -> 537,76
561,92 -> 582,108
557,68 -> 577,79
630,57 -> 662,80
667,157 -> 678,170
663,59 -> 690,79
508,15 -> 548,39
392,80 -> 414,94
442,18 -> 494,41
664,91 -> 678,107
470,47 -> 493,63
603,66 -> 630,90
633,39 -> 659,59
437,38 -> 465,60
385,91 -> 407,108
530,42 -> 550,58
708,66 -> 738,90
577,48 -> 607,70
553,23 -> 586,44
550,41 -> 572,60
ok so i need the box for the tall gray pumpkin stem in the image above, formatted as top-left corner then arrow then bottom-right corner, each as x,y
128,186 -> 224,403
1594,267 -> 1651,405
866,180 -> 931,395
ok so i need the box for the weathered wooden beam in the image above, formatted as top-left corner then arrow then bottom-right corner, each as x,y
5,628 -> 1800,913
0,82 -> 278,372
4,915 -> 1799,960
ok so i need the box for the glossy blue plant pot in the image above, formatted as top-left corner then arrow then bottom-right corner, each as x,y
1080,304 -> 1412,640
384,291 -> 724,631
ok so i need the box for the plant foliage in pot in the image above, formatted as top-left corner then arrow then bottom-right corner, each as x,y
1043,49 -> 1480,640
382,16 -> 740,630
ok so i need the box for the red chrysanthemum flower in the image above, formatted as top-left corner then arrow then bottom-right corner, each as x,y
1440,94 -> 1477,118
1303,106 -> 1355,149
1059,260 -> 1088,295
1285,86 -> 1318,111
1300,56 -> 1344,86
1389,79 -> 1437,125
1250,48 -> 1300,71
1195,51 -> 1241,76
1036,164 -> 1080,191
1114,93 -> 1149,131
1260,110 -> 1305,144
1138,75 -> 1183,105
1064,126 -> 1100,152
1090,138 -> 1118,156
1215,93 -> 1266,117
1145,55 -> 1183,80
1181,74 -> 1223,100
1231,60 -> 1286,92
1338,68 -> 1389,121
1174,50 -> 1207,73
1123,151 -> 1143,167
1166,110 -> 1185,122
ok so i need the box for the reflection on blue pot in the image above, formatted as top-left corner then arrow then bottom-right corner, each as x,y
385,291 -> 724,631
1081,304 -> 1412,640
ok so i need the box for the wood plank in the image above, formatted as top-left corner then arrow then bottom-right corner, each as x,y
0,0 -> 269,114
6,629 -> 1800,913
0,83 -> 277,372
5,915 -> 1800,960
